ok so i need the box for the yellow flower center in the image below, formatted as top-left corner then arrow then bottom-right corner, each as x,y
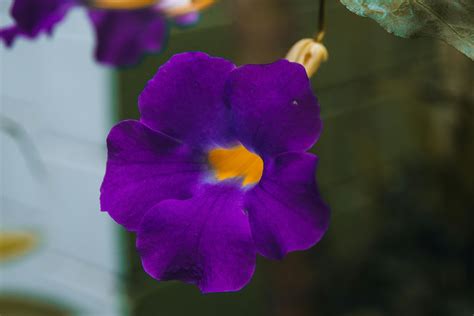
88,0 -> 214,12
89,0 -> 157,9
208,145 -> 263,187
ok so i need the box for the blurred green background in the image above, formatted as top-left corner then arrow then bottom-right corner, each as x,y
116,1 -> 474,315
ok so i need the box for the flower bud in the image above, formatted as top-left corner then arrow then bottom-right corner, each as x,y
286,39 -> 328,78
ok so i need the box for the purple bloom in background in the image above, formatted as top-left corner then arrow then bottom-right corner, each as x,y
87,8 -> 167,66
101,52 -> 330,293
0,0 -> 200,66
0,0 -> 75,45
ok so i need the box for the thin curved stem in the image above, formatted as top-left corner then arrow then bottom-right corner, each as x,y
315,0 -> 326,42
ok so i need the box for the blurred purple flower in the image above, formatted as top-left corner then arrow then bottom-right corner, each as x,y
0,0 -> 200,66
101,52 -> 330,293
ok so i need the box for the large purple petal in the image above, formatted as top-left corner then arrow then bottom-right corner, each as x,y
1,0 -> 75,46
100,120 -> 206,231
87,8 -> 167,66
244,152 -> 329,259
136,183 -> 256,293
227,59 -> 322,157
139,52 -> 236,148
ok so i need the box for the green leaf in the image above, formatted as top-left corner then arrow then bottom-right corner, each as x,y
340,0 -> 474,60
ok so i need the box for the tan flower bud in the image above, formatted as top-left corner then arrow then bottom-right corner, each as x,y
286,39 -> 328,78
0,231 -> 38,262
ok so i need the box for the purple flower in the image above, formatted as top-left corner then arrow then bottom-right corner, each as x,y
101,52 -> 330,293
0,0 -> 75,45
87,8 -> 167,66
0,0 -> 199,66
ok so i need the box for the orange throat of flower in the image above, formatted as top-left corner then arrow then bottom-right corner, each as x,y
89,0 -> 157,9
208,145 -> 263,187
88,0 -> 215,13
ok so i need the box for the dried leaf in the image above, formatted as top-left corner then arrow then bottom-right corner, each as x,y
340,0 -> 474,60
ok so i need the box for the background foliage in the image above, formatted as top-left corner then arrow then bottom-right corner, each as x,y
340,0 -> 474,60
